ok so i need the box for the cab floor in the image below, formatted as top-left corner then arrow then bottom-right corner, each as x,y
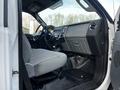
38,78 -> 77,90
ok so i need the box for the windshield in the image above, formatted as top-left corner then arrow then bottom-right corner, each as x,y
22,12 -> 43,35
39,0 -> 100,27
98,0 -> 120,19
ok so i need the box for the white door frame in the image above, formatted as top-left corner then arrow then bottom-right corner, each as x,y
0,0 -> 19,90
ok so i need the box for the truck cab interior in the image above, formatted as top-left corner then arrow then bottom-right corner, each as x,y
21,0 -> 110,90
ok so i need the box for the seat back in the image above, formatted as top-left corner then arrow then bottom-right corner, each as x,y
22,34 -> 32,63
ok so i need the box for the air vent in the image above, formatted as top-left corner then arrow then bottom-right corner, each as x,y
89,23 -> 96,30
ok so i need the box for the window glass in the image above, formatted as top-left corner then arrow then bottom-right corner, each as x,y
39,0 -> 100,27
98,0 -> 120,19
22,12 -> 41,34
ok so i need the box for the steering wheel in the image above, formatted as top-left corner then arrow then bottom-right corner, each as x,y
32,29 -> 45,41
33,25 -> 56,50
43,25 -> 57,50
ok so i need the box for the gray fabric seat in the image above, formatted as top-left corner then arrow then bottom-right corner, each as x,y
22,34 -> 67,78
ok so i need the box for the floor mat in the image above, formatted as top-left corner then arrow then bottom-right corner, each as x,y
39,78 -> 77,90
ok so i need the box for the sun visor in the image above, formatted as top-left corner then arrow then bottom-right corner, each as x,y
22,0 -> 59,13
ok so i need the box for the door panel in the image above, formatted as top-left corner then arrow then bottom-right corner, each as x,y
111,8 -> 120,89
111,31 -> 120,89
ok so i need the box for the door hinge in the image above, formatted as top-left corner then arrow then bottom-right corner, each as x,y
12,70 -> 19,76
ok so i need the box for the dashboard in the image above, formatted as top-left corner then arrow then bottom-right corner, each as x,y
53,19 -> 104,55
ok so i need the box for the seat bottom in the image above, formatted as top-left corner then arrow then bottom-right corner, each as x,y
26,49 -> 67,77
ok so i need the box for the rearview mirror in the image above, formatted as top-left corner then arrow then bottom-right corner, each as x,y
76,0 -> 96,12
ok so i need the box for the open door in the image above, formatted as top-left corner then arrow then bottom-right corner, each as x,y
111,7 -> 120,90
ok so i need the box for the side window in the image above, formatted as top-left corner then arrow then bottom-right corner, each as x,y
22,12 -> 42,34
98,0 -> 120,19
39,0 -> 100,27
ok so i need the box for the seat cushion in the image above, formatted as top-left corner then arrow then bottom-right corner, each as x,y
26,49 -> 67,78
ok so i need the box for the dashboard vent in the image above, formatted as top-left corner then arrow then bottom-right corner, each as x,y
89,23 -> 96,30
